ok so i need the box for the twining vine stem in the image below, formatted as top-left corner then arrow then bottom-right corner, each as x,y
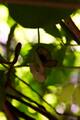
38,28 -> 40,45
14,74 -> 57,113
7,93 -> 58,120
10,85 -> 46,111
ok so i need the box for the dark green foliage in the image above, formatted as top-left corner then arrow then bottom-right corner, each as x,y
8,4 -> 73,27
44,24 -> 61,38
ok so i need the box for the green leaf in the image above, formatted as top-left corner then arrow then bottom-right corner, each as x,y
45,68 -> 70,85
73,85 -> 80,106
44,24 -> 61,37
58,84 -> 75,104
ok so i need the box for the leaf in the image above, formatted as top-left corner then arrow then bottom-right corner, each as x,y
45,68 -> 70,86
58,84 -> 75,104
22,43 -> 58,65
30,63 -> 45,82
8,4 -> 74,35
73,85 -> 80,106
29,50 -> 46,82
63,47 -> 76,66
44,24 -> 61,37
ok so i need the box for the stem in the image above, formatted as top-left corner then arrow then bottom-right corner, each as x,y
7,93 -> 58,120
15,65 -> 80,69
54,66 -> 80,70
14,74 -> 57,112
38,28 -> 40,45
14,64 -> 29,68
61,18 -> 80,44
6,24 -> 17,60
5,42 -> 22,87
10,85 -> 46,111
4,100 -> 34,120
65,17 -> 80,40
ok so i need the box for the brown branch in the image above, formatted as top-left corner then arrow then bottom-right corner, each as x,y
1,0 -> 80,9
64,17 -> 80,44
60,19 -> 80,44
